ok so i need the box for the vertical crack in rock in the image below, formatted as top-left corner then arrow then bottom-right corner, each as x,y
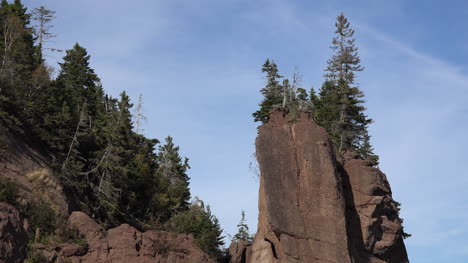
264,238 -> 278,259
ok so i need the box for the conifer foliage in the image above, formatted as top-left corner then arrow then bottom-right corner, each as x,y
253,13 -> 378,165
233,210 -> 252,242
316,13 -> 378,163
0,1 -> 225,258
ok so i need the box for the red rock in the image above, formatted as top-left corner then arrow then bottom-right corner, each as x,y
343,154 -> 409,262
247,110 -> 409,262
251,111 -> 351,262
64,211 -> 214,263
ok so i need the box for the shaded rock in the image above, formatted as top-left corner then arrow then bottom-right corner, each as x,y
343,153 -> 409,262
0,202 -> 28,263
229,240 -> 252,263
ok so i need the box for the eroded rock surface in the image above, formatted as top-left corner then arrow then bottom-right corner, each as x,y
0,202 -> 28,263
251,111 -> 351,263
343,152 -> 409,262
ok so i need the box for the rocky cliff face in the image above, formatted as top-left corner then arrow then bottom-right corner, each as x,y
246,111 -> 408,263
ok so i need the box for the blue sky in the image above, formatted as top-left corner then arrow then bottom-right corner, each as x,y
23,0 -> 468,261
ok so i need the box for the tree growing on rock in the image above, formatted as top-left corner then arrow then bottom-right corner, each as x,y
314,13 -> 378,164
252,59 -> 284,123
233,210 -> 252,242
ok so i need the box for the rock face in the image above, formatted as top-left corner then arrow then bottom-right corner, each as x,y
342,153 -> 408,262
229,240 -> 252,263
248,111 -> 408,263
45,211 -> 214,263
0,202 -> 29,263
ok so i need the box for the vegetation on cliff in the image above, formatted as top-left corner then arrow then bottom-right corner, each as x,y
253,13 -> 378,165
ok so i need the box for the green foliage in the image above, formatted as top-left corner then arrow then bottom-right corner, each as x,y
313,79 -> 373,155
56,224 -> 88,248
402,227 -> 412,239
393,201 -> 411,239
252,59 -> 284,123
25,245 -> 47,263
312,14 -> 378,163
153,136 -> 191,222
0,177 -> 19,205
164,199 -> 225,260
22,200 -> 57,236
233,210 -> 252,242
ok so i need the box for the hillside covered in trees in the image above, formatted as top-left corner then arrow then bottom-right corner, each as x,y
0,0 -> 226,261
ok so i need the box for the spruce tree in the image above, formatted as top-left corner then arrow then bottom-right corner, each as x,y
154,136 -> 191,222
0,0 -> 40,125
252,59 -> 283,123
314,13 -> 378,163
233,210 -> 252,242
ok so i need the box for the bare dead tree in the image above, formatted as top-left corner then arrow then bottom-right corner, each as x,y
31,6 -> 61,53
249,152 -> 260,181
134,93 -> 147,134
61,108 -> 86,171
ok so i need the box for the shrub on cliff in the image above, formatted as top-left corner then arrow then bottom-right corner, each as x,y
164,199 -> 225,260
0,177 -> 19,205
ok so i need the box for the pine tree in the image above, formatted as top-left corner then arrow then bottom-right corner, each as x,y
0,0 -> 40,125
233,210 -> 252,242
252,59 -> 283,123
154,136 -> 191,222
164,199 -> 225,260
325,13 -> 363,84
314,13 -> 377,161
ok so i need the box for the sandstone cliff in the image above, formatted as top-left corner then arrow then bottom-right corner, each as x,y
244,110 -> 408,263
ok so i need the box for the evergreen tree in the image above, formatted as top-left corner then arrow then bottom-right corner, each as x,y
324,13 -> 363,84
314,13 -> 378,162
154,136 -> 191,222
233,210 -> 252,242
0,0 -> 40,125
34,43 -> 101,153
252,59 -> 283,123
164,199 -> 225,260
